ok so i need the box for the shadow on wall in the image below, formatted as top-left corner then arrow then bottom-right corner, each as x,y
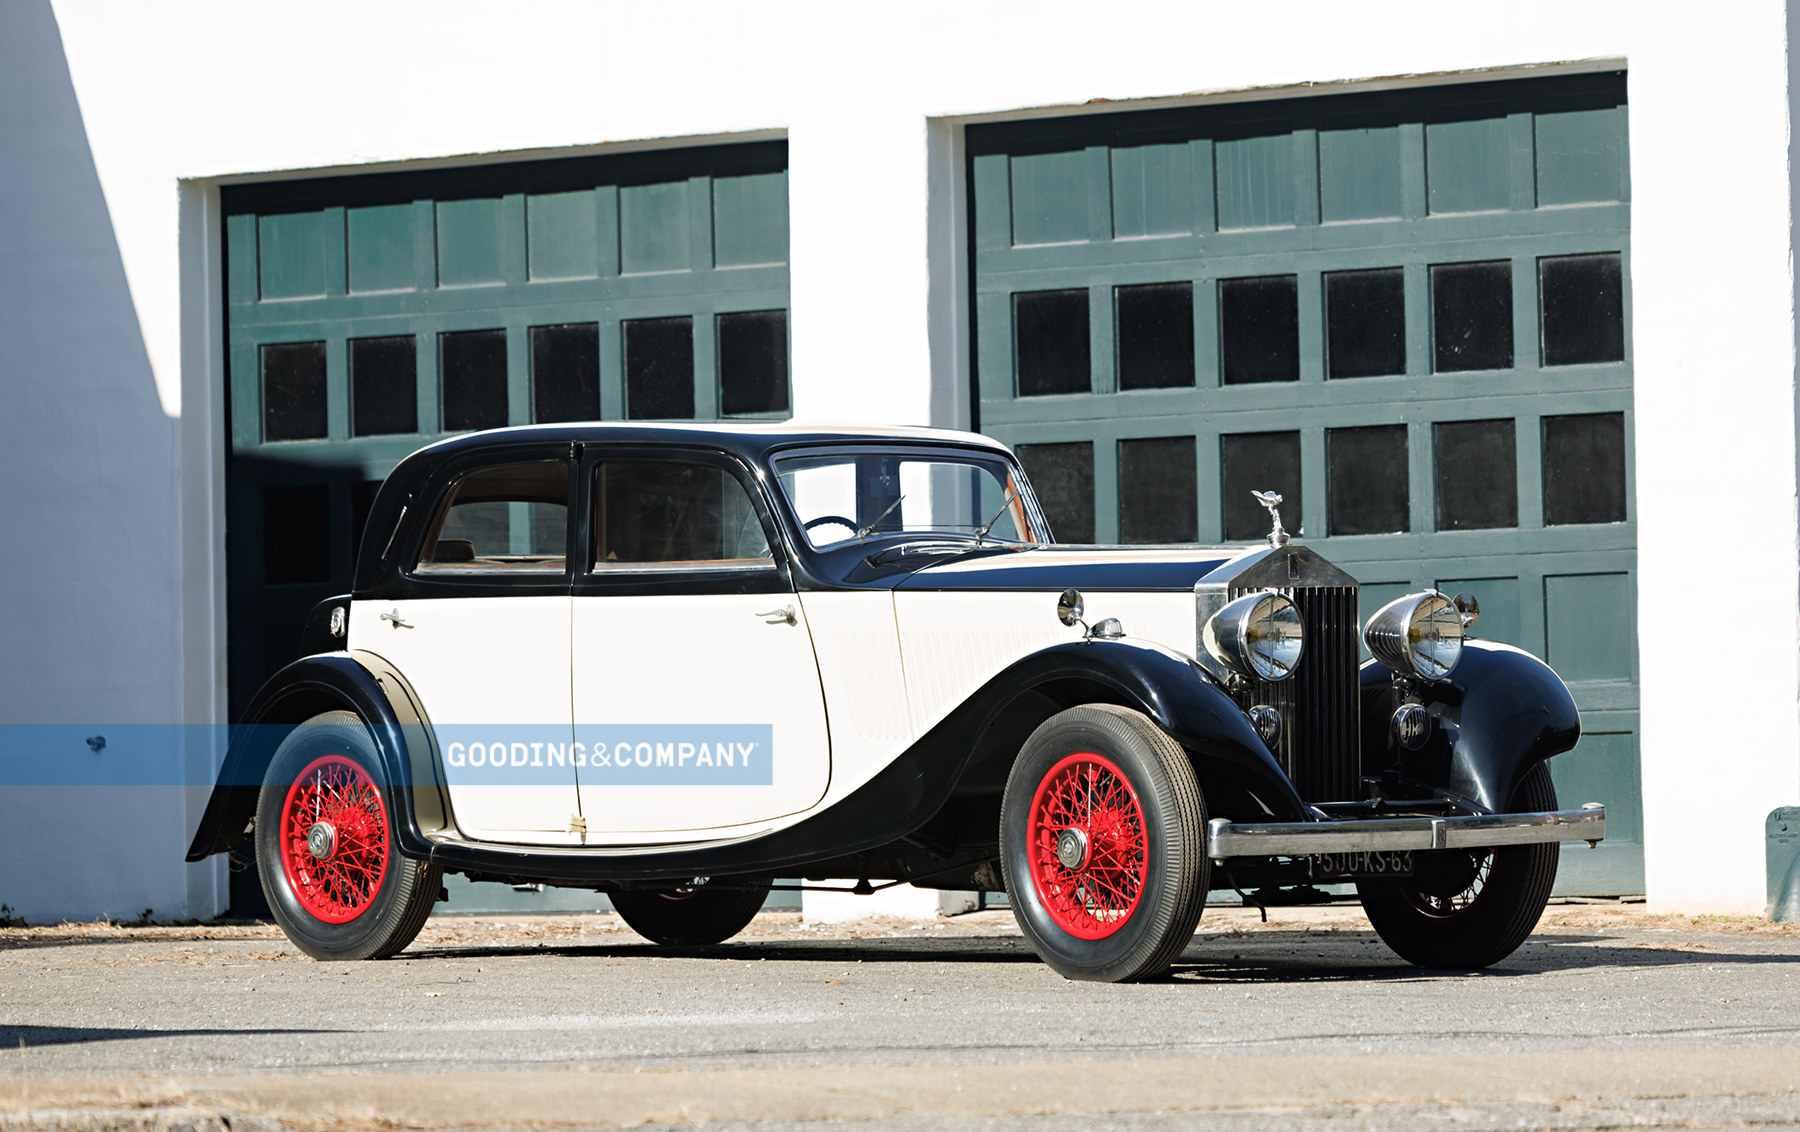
0,0 -> 185,921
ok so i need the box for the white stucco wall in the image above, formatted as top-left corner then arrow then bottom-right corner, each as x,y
2,0 -> 1794,918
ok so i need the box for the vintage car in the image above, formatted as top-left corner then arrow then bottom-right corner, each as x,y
186,422 -> 1604,981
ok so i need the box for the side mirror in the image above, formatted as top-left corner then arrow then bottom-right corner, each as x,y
1056,588 -> 1085,627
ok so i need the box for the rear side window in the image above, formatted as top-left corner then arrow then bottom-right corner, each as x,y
594,460 -> 772,569
415,460 -> 569,574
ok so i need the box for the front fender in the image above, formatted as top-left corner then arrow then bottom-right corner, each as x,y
960,639 -> 1310,822
1360,641 -> 1581,812
183,652 -> 445,862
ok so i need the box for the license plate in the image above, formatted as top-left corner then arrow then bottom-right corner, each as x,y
1307,849 -> 1413,879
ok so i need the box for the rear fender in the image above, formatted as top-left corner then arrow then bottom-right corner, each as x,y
183,652 -> 446,862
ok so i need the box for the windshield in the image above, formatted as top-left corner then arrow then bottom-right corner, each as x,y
773,448 -> 1041,549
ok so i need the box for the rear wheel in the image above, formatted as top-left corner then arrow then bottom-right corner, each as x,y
1000,705 -> 1208,982
1358,761 -> 1560,968
611,879 -> 772,946
256,711 -> 441,961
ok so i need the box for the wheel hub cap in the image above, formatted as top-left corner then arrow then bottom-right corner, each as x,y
1055,827 -> 1090,870
306,821 -> 337,861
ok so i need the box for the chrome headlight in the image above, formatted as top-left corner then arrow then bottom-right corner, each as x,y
1201,592 -> 1304,682
1364,591 -> 1464,681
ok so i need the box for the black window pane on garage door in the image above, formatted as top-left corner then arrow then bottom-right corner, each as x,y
719,310 -> 789,415
1115,282 -> 1195,390
262,484 -> 331,584
1544,412 -> 1627,525
531,323 -> 600,423
1220,275 -> 1298,385
1540,253 -> 1624,366
1434,419 -> 1517,530
440,329 -> 508,432
1326,268 -> 1405,378
1329,425 -> 1409,535
261,341 -> 327,441
350,335 -> 417,437
1432,261 -> 1513,372
1221,431 -> 1302,541
1016,442 -> 1094,543
626,316 -> 695,420
1014,289 -> 1090,396
1118,436 -> 1197,543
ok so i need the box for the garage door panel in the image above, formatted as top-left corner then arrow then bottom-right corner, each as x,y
525,189 -> 606,282
346,203 -> 419,294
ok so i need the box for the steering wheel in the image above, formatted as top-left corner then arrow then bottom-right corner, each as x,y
803,514 -> 858,533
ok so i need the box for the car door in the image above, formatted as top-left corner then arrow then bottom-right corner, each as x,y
571,449 -> 831,838
350,448 -> 580,845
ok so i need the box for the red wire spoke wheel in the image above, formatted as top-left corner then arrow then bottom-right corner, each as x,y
1000,705 -> 1208,982
256,710 -> 441,961
1026,752 -> 1148,940
279,753 -> 390,924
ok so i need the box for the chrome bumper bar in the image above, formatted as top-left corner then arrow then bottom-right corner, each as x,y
1205,803 -> 1605,862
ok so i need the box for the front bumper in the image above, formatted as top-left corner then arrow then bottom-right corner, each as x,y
1205,803 -> 1605,862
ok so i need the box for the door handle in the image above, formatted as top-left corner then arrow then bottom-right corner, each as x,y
381,608 -> 414,630
755,606 -> 797,626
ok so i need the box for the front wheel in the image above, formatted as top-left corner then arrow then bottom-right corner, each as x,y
1000,705 -> 1208,982
256,711 -> 441,961
611,879 -> 772,946
1358,761 -> 1560,968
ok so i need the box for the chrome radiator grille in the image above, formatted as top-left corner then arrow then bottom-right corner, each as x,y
1229,583 -> 1361,803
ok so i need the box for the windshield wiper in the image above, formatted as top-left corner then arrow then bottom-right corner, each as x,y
973,488 -> 1021,545
854,494 -> 906,540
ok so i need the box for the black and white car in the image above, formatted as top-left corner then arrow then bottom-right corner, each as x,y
187,423 -> 1604,981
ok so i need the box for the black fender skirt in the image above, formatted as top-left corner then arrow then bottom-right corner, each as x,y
189,641 -> 1306,885
1360,640 -> 1582,812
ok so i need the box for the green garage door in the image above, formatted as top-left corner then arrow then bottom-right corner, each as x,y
223,141 -> 790,720
969,74 -> 1638,894
221,143 -> 791,912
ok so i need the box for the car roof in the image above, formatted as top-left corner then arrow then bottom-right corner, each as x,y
358,422 -> 1021,593
403,421 -> 1014,465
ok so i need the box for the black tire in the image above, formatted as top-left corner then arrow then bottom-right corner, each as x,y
256,711 -> 441,961
611,879 -> 772,946
999,704 -> 1208,982
1358,761 -> 1560,969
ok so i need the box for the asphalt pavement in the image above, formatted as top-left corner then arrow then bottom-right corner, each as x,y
2,903 -> 1798,1130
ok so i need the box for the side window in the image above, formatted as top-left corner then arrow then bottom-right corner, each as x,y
594,460 -> 773,568
415,460 -> 569,574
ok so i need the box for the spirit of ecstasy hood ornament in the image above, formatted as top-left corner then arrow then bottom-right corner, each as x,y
1252,490 -> 1290,549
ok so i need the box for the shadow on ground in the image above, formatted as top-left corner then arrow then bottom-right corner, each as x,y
394,929 -> 1800,984
0,1025 -> 335,1048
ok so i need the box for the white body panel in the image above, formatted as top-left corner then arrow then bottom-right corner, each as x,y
892,588 -> 1198,739
571,591 -> 831,838
1075,592 -> 1199,659
350,597 -> 579,845
894,592 -> 1085,736
795,591 -> 914,800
